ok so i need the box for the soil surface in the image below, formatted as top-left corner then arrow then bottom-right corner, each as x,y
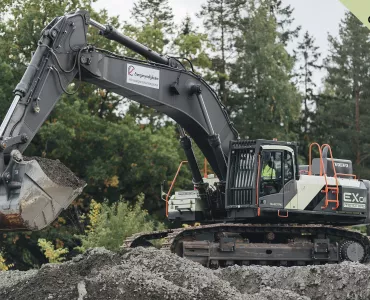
0,247 -> 369,300
23,156 -> 85,189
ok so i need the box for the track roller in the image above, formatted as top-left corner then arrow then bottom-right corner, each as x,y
340,241 -> 366,262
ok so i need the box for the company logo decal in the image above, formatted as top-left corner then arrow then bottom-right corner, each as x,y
343,192 -> 366,209
126,64 -> 160,89
335,162 -> 349,168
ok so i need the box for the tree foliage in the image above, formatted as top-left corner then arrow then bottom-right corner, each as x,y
37,239 -> 69,263
172,15 -> 212,71
77,194 -> 165,252
293,31 -> 322,161
131,0 -> 174,34
316,12 -> 370,178
229,0 -> 300,140
198,0 -> 245,106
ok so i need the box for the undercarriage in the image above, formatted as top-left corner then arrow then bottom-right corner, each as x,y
123,223 -> 370,267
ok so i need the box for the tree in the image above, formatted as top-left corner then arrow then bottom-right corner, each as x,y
131,0 -> 174,35
293,31 -> 322,160
316,12 -> 370,178
229,0 -> 300,140
198,0 -> 246,107
269,0 -> 301,46
172,14 -> 212,71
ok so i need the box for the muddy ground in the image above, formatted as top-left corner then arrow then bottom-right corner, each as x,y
0,247 -> 369,300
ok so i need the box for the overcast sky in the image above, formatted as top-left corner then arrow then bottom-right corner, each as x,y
93,0 -> 349,89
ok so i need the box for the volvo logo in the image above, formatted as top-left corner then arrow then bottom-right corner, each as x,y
335,162 -> 349,168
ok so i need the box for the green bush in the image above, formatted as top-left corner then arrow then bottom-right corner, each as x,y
37,239 -> 69,263
76,194 -> 165,252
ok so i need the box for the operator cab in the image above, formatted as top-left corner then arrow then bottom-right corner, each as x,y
225,139 -> 370,224
225,139 -> 299,211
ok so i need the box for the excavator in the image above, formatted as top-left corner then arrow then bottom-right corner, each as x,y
0,9 -> 369,268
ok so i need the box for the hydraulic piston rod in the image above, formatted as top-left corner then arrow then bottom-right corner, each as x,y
89,19 -> 176,67
178,126 -> 204,186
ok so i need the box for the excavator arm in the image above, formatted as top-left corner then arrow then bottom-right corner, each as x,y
0,10 -> 238,230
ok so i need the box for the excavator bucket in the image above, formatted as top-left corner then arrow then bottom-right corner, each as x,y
0,154 -> 85,231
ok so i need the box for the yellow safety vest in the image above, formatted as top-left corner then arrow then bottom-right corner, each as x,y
262,165 -> 276,179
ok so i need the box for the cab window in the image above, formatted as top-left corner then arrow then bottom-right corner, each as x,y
260,151 -> 282,195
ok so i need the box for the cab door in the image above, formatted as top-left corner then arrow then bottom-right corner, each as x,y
259,150 -> 284,208
258,146 -> 297,209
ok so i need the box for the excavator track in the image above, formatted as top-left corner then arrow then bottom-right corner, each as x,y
123,223 -> 370,267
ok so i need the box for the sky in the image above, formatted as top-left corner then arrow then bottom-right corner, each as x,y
93,0 -> 349,89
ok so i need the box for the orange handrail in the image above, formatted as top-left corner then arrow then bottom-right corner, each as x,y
165,161 -> 188,217
321,144 -> 338,178
336,173 -> 357,179
321,144 -> 339,210
308,142 -> 324,176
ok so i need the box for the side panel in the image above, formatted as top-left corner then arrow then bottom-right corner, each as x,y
285,175 -> 368,214
285,175 -> 326,210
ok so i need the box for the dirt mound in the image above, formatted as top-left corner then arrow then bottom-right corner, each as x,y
0,247 -> 369,300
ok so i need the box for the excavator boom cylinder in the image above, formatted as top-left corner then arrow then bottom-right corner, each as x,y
91,20 -> 173,67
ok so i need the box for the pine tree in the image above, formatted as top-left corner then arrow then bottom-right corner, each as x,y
229,0 -> 300,140
127,0 -> 174,53
172,14 -> 212,71
316,12 -> 370,177
269,0 -> 301,46
131,0 -> 174,34
293,31 -> 322,160
198,0 -> 246,107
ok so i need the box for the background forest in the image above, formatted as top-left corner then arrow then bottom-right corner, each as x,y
0,0 -> 368,270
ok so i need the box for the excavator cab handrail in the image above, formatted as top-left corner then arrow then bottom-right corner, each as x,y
165,161 -> 188,217
321,144 -> 339,210
321,144 -> 338,178
308,142 -> 324,176
336,173 -> 357,179
308,142 -> 340,210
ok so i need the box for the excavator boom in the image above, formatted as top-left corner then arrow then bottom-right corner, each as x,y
0,10 -> 238,230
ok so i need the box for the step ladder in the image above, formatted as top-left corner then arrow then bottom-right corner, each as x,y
308,143 -> 339,210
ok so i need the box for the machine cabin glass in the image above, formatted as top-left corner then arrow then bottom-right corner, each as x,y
260,150 -> 294,196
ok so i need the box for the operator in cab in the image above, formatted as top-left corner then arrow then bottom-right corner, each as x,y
261,152 -> 277,195
261,152 -> 276,180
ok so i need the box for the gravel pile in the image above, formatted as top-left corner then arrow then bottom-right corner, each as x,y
23,156 -> 85,188
0,247 -> 369,300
